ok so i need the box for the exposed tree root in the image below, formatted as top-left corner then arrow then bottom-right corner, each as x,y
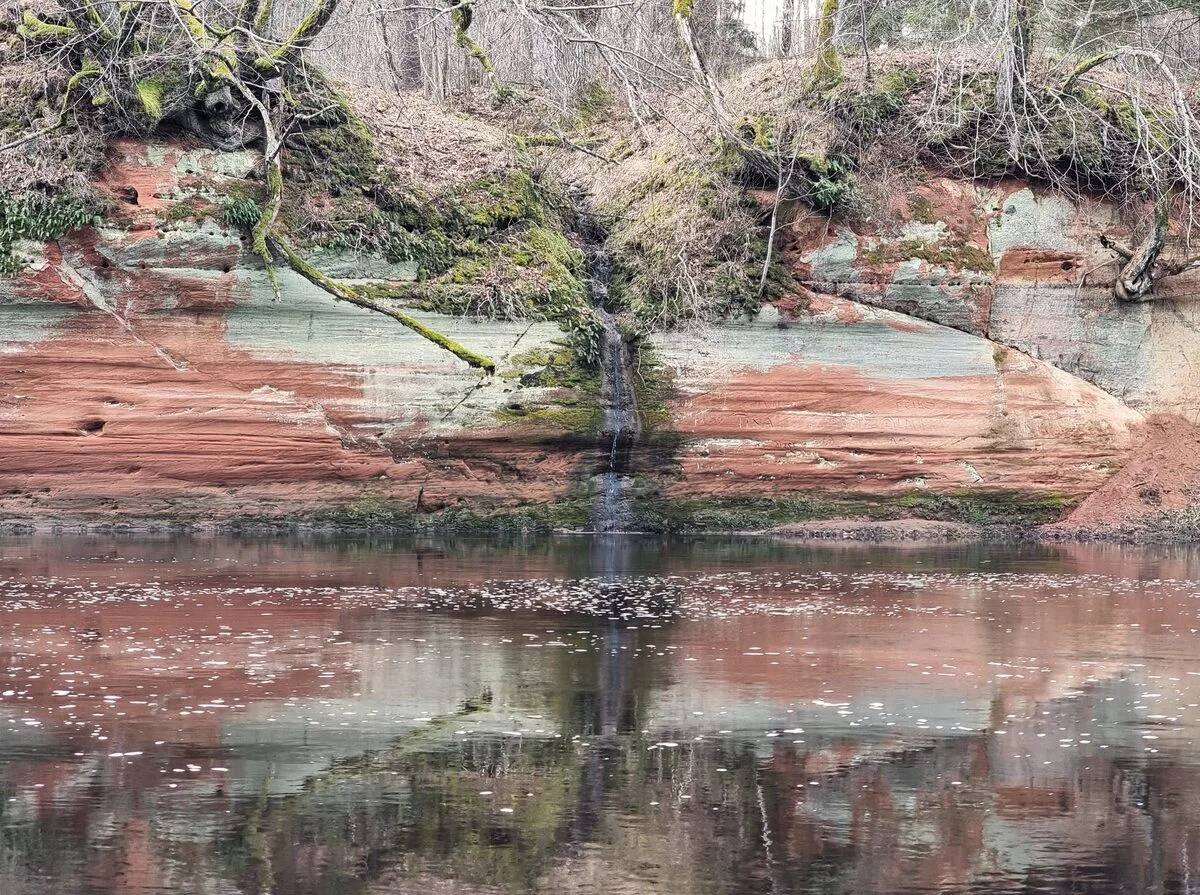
1061,46 -> 1200,301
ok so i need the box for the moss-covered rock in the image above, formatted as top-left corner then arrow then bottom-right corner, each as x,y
630,489 -> 1074,533
0,193 -> 102,275
494,346 -> 603,435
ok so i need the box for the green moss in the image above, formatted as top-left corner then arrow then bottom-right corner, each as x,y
672,0 -> 694,16
876,67 -> 919,97
17,10 -> 76,40
283,83 -> 379,199
510,348 -> 555,367
135,78 -> 168,122
576,82 -> 616,128
813,0 -> 843,88
511,224 -> 586,302
833,67 -> 919,140
456,170 -> 545,229
496,347 -> 603,433
0,193 -> 101,275
862,236 -> 995,272
603,160 -> 767,328
631,489 -> 1074,532
496,404 -> 602,434
164,195 -> 217,224
628,343 -> 674,433
298,493 -> 596,533
736,115 -> 773,148
909,196 -> 938,225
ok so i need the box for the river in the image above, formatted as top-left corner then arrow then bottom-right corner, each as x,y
1,535 -> 1199,893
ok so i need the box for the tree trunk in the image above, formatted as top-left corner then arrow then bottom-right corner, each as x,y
995,0 -> 1032,157
1106,194 -> 1172,302
814,0 -> 842,86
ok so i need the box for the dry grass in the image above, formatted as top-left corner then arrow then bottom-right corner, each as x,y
345,85 -> 520,191
0,43 -> 105,198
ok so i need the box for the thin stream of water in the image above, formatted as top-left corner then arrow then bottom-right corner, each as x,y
581,215 -> 639,533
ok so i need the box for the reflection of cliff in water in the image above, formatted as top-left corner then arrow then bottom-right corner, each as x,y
8,538 -> 1200,893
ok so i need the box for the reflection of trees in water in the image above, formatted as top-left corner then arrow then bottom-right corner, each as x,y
7,730 -> 1200,893
7,643 -> 1200,893
173,729 -> 1200,894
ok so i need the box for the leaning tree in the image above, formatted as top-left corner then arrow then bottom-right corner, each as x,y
5,0 -> 496,371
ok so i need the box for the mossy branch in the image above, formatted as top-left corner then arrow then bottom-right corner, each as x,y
169,0 -> 220,42
235,0 -> 267,31
1064,46 -> 1200,287
1063,48 -> 1165,94
16,10 -> 77,40
269,235 -> 497,373
449,3 -> 511,101
212,55 -> 283,293
77,0 -> 118,40
1060,46 -> 1195,160
254,0 -> 340,70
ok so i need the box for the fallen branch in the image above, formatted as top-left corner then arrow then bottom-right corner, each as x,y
269,235 -> 497,373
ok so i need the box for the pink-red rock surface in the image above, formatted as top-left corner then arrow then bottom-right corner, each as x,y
3,145 -> 1200,529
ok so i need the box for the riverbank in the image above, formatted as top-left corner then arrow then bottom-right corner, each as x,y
4,511 -> 1198,545
6,64 -> 1200,538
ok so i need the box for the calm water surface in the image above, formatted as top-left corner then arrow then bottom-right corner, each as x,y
2,535 -> 1200,893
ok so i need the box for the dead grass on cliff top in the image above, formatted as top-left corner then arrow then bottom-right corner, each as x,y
345,85 -> 518,190
0,46 -> 106,197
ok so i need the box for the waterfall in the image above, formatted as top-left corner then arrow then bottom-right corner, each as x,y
579,219 -> 640,533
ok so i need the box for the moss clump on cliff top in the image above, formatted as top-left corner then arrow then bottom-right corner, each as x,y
268,84 -> 592,343
826,66 -> 920,146
301,171 -> 591,344
601,160 -> 771,329
712,53 -> 1195,234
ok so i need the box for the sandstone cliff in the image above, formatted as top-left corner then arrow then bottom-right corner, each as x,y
4,63 -> 1200,535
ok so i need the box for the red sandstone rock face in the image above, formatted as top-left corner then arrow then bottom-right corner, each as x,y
658,301 -> 1140,508
0,146 -> 1184,528
0,299 -> 582,521
769,175 -> 1200,528
0,145 -> 586,523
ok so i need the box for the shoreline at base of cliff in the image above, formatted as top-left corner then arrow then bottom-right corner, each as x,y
4,513 -> 1200,545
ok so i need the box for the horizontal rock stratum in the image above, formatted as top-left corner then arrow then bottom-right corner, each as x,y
2,141 -> 1198,534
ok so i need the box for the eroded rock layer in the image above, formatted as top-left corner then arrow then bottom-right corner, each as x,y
3,143 -> 1198,530
1,146 -> 593,523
